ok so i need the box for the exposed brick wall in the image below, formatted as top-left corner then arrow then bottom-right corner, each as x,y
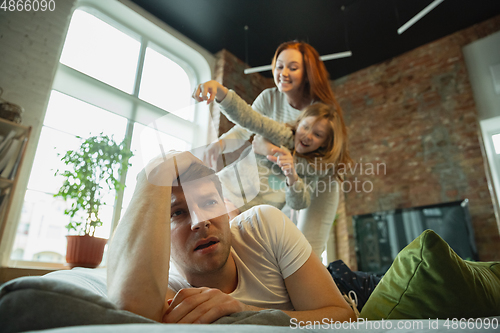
0,2 -> 74,134
213,49 -> 275,136
334,192 -> 358,268
213,17 -> 500,266
334,15 -> 500,264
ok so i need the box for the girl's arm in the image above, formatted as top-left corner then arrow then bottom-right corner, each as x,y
267,147 -> 298,186
193,80 -> 253,154
284,177 -> 311,210
252,134 -> 279,157
267,147 -> 311,210
217,89 -> 294,148
219,126 -> 253,153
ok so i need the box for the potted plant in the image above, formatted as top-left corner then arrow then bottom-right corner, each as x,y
55,133 -> 133,268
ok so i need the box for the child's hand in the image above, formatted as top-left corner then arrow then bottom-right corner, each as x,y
192,80 -> 228,104
267,147 -> 299,186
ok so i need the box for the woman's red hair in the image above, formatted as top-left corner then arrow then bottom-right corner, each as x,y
271,41 -> 342,115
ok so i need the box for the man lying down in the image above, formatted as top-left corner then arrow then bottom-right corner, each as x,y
107,150 -> 355,324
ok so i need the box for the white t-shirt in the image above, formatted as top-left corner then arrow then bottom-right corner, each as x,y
168,205 -> 312,311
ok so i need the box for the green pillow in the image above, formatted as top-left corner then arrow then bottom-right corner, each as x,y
360,229 -> 500,320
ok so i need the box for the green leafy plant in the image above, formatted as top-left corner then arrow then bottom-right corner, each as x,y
55,134 -> 133,236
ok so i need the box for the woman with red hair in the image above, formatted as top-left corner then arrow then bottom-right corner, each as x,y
193,41 -> 351,257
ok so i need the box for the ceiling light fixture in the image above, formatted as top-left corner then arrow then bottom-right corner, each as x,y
397,0 -> 445,35
243,51 -> 353,74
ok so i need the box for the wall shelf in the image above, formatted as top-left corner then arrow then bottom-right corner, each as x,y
0,118 -> 31,249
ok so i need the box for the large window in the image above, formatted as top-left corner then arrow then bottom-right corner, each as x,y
8,2 -> 211,267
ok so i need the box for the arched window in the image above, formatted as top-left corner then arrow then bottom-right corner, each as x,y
9,0 -> 212,267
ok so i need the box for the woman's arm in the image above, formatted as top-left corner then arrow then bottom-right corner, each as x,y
297,177 -> 340,256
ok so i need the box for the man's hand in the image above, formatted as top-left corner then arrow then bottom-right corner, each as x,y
162,287 -> 251,324
192,80 -> 229,104
267,147 -> 299,186
252,134 -> 278,156
141,150 -> 204,187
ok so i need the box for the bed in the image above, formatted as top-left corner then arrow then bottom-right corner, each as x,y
1,230 -> 499,332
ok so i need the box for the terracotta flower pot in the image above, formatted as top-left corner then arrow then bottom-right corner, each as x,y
66,235 -> 108,268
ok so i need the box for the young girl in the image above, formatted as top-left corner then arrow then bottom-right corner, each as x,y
201,87 -> 350,217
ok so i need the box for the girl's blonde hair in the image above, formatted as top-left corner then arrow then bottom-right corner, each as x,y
289,103 -> 352,182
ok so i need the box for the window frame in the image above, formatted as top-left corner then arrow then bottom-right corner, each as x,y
1,0 -> 214,269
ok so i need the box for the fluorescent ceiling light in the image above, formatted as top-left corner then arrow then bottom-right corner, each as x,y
244,64 -> 273,75
244,51 -> 353,74
319,51 -> 353,61
397,0 -> 445,35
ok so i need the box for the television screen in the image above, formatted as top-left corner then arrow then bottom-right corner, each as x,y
353,199 -> 477,276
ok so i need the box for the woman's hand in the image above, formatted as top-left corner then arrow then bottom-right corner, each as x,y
192,80 -> 229,104
252,134 -> 278,156
267,147 -> 299,186
203,139 -> 225,169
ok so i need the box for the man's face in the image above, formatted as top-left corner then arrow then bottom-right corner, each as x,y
170,179 -> 232,281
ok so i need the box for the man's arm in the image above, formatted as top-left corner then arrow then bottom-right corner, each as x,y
165,248 -> 356,324
164,205 -> 355,325
257,206 -> 356,323
106,152 -> 196,322
282,253 -> 357,323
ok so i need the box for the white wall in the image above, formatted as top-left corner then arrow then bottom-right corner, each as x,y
0,0 -> 215,265
463,31 -> 500,233
0,1 -> 76,264
463,30 -> 500,120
